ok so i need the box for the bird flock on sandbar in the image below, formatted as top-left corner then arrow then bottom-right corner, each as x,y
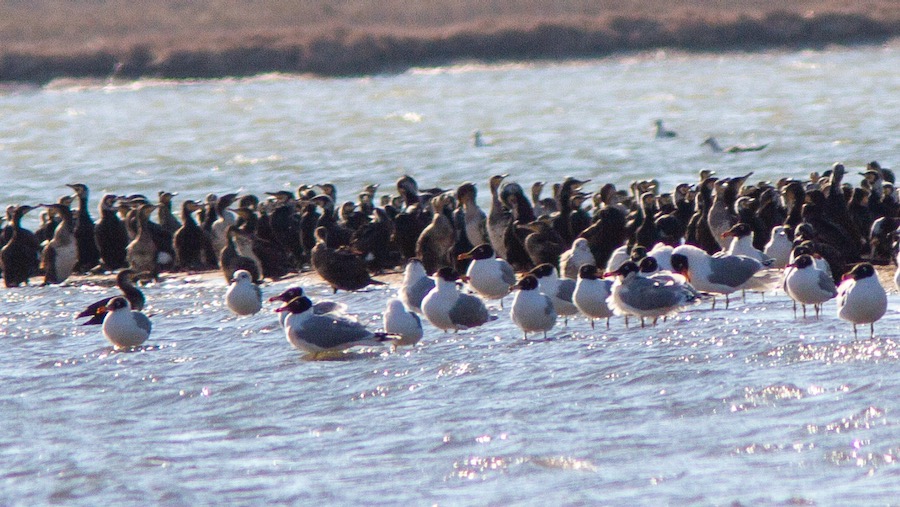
0,158 -> 897,357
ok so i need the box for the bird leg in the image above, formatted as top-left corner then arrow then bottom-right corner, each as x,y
802,304 -> 806,319
590,319 -> 595,330
792,300 -> 797,318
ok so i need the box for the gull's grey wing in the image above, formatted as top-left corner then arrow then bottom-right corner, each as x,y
449,293 -> 489,328
499,261 -> 516,286
556,279 -> 576,303
297,315 -> 376,349
620,277 -> 682,311
707,255 -> 761,288
133,312 -> 152,335
818,269 -> 838,296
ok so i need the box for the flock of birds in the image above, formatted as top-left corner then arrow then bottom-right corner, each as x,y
1,157 -> 897,357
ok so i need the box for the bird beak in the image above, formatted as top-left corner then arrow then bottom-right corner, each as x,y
274,305 -> 289,313
602,271 -> 616,278
457,253 -> 473,261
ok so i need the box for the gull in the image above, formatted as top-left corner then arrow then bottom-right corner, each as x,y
458,243 -> 515,307
837,263 -> 887,339
572,264 -> 614,329
605,261 -> 700,327
399,258 -> 435,314
384,298 -> 424,346
421,267 -> 492,332
510,275 -> 557,339
671,244 -> 780,309
560,238 -> 596,280
783,254 -> 837,319
225,269 -> 262,316
102,296 -> 152,349
275,296 -> 395,358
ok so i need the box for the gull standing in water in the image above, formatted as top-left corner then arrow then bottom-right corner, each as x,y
225,269 -> 262,316
605,261 -> 699,327
836,263 -> 887,339
671,244 -> 779,309
783,254 -> 837,319
572,265 -> 614,329
383,298 -> 424,346
421,267 -> 492,332
763,225 -> 792,268
275,296 -> 396,358
529,263 -> 578,324
399,258 -> 435,314
458,244 -> 515,307
510,275 -> 556,339
102,296 -> 152,349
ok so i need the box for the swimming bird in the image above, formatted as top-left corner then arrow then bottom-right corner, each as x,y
654,120 -> 677,139
0,205 -> 41,287
458,243 -> 515,306
605,261 -> 699,327
76,269 -> 145,325
702,137 -> 768,153
560,237 -> 596,280
529,263 -> 578,323
836,263 -> 887,339
225,269 -> 263,316
510,274 -> 557,338
268,287 -> 347,327
275,296 -> 395,358
421,267 -> 492,332
671,244 -> 779,309
384,298 -> 424,346
102,296 -> 152,349
572,264 -> 614,329
399,258 -> 435,314
783,254 -> 837,319
40,203 -> 78,285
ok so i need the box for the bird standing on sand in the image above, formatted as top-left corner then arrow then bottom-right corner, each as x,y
225,269 -> 263,316
102,296 -> 152,349
836,263 -> 887,339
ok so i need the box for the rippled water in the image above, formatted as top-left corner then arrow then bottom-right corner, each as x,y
2,43 -> 900,505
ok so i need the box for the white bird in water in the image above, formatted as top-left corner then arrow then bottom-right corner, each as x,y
268,287 -> 348,327
399,258 -> 435,314
225,269 -> 262,316
572,264 -> 613,329
836,263 -> 887,339
384,298 -> 423,346
510,275 -> 556,339
605,261 -> 700,327
457,243 -> 515,307
671,244 -> 780,309
421,267 -> 493,332
529,263 -> 578,324
783,254 -> 837,319
275,296 -> 396,359
102,296 -> 152,349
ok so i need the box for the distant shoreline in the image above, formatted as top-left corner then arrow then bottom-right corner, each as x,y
1,11 -> 898,84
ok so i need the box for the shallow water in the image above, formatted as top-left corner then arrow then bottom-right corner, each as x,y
2,43 -> 900,505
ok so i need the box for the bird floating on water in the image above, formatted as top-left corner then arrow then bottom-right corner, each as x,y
702,137 -> 768,153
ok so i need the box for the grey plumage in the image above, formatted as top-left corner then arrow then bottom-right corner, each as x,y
448,293 -> 491,328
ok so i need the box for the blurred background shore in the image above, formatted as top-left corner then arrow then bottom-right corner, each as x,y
2,0 -> 899,83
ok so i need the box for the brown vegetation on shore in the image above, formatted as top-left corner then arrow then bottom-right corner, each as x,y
1,1 -> 899,83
